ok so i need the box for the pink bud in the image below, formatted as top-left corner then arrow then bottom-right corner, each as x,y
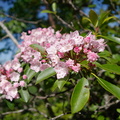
41,59 -> 46,63
22,75 -> 27,79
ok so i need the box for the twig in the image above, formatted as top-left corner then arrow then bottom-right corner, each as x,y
1,108 -> 36,115
0,12 -> 42,24
0,21 -> 19,47
49,113 -> 67,120
67,0 -> 88,17
36,87 -> 73,100
0,35 -> 9,41
98,100 -> 120,110
55,15 -> 75,30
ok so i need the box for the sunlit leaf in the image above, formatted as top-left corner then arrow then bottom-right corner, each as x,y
95,62 -> 120,75
92,73 -> 120,99
52,2 -> 57,12
98,35 -> 120,44
71,77 -> 90,113
89,9 -> 98,27
41,10 -> 56,14
102,16 -> 116,24
30,44 -> 46,54
98,50 -> 111,57
26,68 -> 37,83
19,89 -> 30,102
98,11 -> 110,26
36,67 -> 56,84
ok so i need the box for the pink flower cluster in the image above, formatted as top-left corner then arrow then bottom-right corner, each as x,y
0,27 -> 105,101
0,60 -> 26,101
18,27 -> 105,79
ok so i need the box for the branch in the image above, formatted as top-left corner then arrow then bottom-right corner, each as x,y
55,15 -> 75,30
0,35 -> 9,41
36,87 -> 73,100
98,99 -> 120,110
0,12 -> 42,24
42,0 -> 56,28
67,0 -> 88,17
49,113 -> 68,120
0,21 -> 19,47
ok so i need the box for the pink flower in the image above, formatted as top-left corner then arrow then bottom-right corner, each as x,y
17,67 -> 23,73
10,72 -> 20,81
54,62 -> 69,79
13,82 -> 19,88
66,59 -> 74,67
57,52 -> 64,58
19,81 -> 25,87
3,61 -> 12,71
30,60 -> 41,72
87,52 -> 99,62
74,47 -> 81,53
12,59 -> 21,70
72,63 -> 81,72
22,75 -> 27,79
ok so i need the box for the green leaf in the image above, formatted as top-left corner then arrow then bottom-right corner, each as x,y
41,10 -> 56,14
19,89 -> 30,102
36,67 -> 56,84
98,11 -> 110,26
102,16 -> 116,24
98,50 -> 111,57
53,80 -> 66,91
95,62 -> 120,75
92,73 -> 120,99
5,100 -> 14,110
89,9 -> 98,27
99,35 -> 120,44
82,17 -> 92,23
30,44 -> 46,54
26,68 -> 37,83
28,86 -> 38,95
71,77 -> 90,113
52,2 -> 57,12
117,108 -> 120,113
80,60 -> 89,69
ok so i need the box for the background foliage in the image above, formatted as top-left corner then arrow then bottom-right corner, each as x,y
0,0 -> 120,119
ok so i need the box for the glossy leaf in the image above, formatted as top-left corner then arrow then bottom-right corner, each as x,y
19,89 -> 30,102
95,62 -> 120,75
83,17 -> 92,23
102,16 -> 116,24
99,35 -> 120,44
36,67 -> 56,84
92,73 -> 120,99
98,50 -> 111,57
41,10 -> 56,14
89,9 -> 98,27
71,77 -> 90,114
26,68 -> 37,83
98,11 -> 110,26
30,44 -> 46,54
52,75 -> 69,91
53,80 -> 66,91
